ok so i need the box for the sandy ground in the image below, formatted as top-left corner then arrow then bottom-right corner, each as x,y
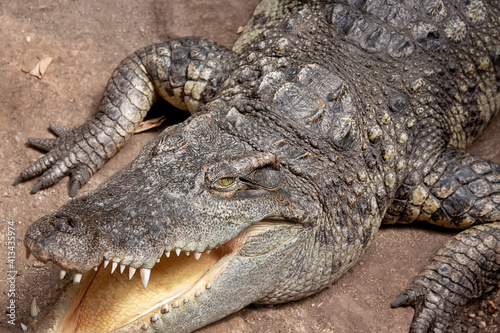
0,1 -> 498,332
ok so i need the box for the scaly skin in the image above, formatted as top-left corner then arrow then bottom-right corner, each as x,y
15,0 -> 500,332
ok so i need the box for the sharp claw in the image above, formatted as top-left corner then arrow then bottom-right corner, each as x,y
69,180 -> 80,197
28,137 -> 59,151
49,122 -> 73,137
13,175 -> 22,186
391,294 -> 410,308
31,181 -> 43,194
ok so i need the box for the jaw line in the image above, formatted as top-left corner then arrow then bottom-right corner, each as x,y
55,220 -> 300,332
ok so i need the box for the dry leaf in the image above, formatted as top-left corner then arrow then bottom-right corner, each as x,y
29,57 -> 53,79
488,300 -> 498,314
135,116 -> 167,133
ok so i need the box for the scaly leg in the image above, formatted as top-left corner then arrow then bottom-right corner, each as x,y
14,37 -> 234,196
388,149 -> 500,332
392,223 -> 499,333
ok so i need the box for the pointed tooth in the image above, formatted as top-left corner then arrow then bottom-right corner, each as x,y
73,273 -> 82,283
194,252 -> 202,260
25,249 -> 31,260
21,323 -> 28,331
161,304 -> 169,314
156,258 -> 160,263
165,251 -> 170,258
30,297 -> 39,318
111,262 -> 118,274
129,267 -> 136,280
104,260 -> 109,268
185,252 -> 190,256
195,291 -> 202,297
175,248 -> 181,256
59,270 -> 67,280
140,268 -> 151,288
172,301 -> 179,308
120,264 -> 126,274
206,249 -> 211,254
151,313 -> 158,323
94,266 -> 98,271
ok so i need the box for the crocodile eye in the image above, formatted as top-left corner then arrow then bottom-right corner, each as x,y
218,177 -> 235,187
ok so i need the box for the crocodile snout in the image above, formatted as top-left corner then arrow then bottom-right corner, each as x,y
24,211 -> 105,273
51,214 -> 79,233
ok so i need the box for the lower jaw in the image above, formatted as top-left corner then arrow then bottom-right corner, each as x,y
58,246 -> 229,333
46,220 -> 296,332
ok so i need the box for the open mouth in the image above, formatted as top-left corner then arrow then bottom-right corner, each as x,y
54,223 -> 260,333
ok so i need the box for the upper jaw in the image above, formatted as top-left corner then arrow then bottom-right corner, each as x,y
24,184 -> 308,274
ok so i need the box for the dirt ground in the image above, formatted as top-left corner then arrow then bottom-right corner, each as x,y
0,1 -> 498,332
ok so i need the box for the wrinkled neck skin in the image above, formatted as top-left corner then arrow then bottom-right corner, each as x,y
25,98 -> 384,332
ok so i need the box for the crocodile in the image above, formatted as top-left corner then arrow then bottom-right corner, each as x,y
15,0 -> 500,332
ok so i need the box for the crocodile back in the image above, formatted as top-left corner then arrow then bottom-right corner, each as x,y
234,0 -> 500,150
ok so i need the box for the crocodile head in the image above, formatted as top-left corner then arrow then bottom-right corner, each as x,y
24,110 -> 309,332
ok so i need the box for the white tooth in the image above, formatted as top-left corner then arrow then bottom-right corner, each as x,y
175,249 -> 181,256
111,262 -> 118,274
74,273 -> 83,283
30,297 -> 39,318
205,283 -> 212,290
21,323 -> 28,331
161,304 -> 169,314
206,249 -> 211,254
185,252 -> 190,256
94,267 -> 98,271
172,300 -> 179,308
156,258 -> 160,263
194,252 -> 201,260
104,260 -> 109,268
120,264 -> 126,274
151,313 -> 158,323
195,291 -> 201,297
165,251 -> 171,258
140,268 -> 151,288
59,270 -> 67,280
183,298 -> 189,304
129,267 -> 136,280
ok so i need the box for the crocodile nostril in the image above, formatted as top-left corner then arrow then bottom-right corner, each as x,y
51,214 -> 77,233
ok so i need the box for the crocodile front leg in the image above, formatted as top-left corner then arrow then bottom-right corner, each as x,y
14,37 -> 235,196
392,223 -> 499,333
387,149 -> 500,332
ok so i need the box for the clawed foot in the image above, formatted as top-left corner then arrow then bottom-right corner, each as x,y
392,276 -> 463,333
393,223 -> 500,332
13,122 -> 102,197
